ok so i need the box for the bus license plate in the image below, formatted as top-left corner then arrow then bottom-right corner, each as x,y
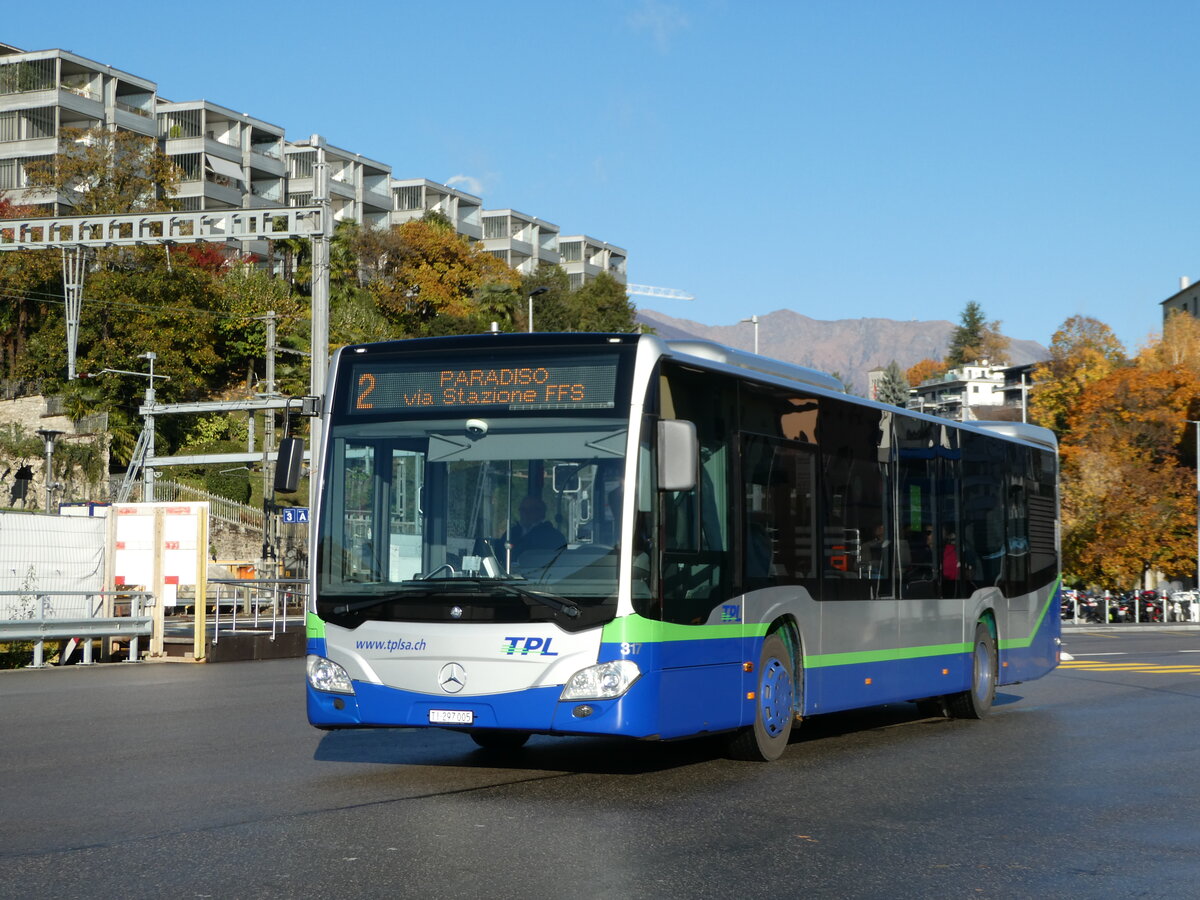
429,709 -> 473,725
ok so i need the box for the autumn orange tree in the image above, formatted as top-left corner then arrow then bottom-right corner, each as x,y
1029,315 -> 1126,437
358,216 -> 520,335
905,358 -> 943,386
1141,308 -> 1200,372
1059,361 -> 1200,587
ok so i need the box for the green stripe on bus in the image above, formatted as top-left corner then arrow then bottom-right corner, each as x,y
306,612 -> 326,639
603,575 -> 1061,668
602,615 -> 769,644
805,640 -> 971,668
998,575 -> 1061,651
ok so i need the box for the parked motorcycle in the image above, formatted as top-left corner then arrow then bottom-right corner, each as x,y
1138,591 -> 1163,623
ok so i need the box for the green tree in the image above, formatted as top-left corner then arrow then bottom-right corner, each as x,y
945,301 -> 1010,367
22,127 -> 180,215
875,360 -> 910,406
567,272 -> 637,333
0,198 -> 60,382
213,263 -> 303,389
520,265 -> 572,332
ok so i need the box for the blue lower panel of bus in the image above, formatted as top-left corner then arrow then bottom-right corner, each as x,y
807,652 -> 970,714
307,661 -> 750,740
807,615 -> 1059,714
308,631 -> 753,740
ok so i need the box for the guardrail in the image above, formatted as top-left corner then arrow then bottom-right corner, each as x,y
0,590 -> 154,667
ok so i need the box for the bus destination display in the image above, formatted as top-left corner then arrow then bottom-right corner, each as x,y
348,354 -> 620,413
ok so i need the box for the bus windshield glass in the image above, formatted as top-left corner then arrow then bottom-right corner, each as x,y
316,415 -> 636,628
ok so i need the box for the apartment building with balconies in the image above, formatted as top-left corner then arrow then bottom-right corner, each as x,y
481,209 -> 559,274
0,44 -> 156,212
157,100 -> 286,212
1,42 -> 629,286
285,136 -> 391,229
390,177 -> 483,241
558,235 -> 627,288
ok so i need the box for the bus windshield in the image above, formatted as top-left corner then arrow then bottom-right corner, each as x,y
316,415 -> 635,628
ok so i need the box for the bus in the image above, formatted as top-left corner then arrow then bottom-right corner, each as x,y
299,332 -> 1060,761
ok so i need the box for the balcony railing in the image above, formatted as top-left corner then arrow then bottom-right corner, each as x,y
115,99 -> 153,119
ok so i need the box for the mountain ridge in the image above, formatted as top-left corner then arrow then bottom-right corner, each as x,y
635,308 -> 1049,394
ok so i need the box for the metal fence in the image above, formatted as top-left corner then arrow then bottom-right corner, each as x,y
117,479 -> 265,529
1062,592 -> 1200,625
203,577 -> 308,643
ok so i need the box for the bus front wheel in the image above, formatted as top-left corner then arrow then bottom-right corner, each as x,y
727,632 -> 796,761
947,621 -> 997,719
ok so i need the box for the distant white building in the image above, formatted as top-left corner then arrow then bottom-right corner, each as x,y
908,361 -> 1033,422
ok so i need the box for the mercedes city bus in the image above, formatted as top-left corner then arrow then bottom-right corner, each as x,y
299,332 -> 1060,761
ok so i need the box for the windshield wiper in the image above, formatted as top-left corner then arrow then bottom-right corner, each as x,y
487,579 -> 581,618
328,587 -> 432,616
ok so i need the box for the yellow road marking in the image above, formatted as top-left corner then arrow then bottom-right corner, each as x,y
1059,660 -> 1200,674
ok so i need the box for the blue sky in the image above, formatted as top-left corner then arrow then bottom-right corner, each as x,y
8,1 -> 1199,355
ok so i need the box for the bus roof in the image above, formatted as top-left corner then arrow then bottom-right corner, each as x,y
663,339 -> 846,394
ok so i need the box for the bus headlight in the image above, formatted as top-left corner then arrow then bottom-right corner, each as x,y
307,655 -> 355,695
561,660 -> 641,700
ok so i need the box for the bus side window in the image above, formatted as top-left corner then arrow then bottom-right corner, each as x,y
822,401 -> 894,601
658,364 -> 734,625
742,435 -> 818,592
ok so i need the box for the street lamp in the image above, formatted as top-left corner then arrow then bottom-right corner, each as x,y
1190,420 -> 1200,596
527,286 -> 549,333
35,429 -> 63,513
739,314 -> 760,354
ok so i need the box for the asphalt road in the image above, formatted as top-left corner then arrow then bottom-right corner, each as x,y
2,627 -> 1199,899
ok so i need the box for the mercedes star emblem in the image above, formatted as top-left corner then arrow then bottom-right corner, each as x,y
438,662 -> 466,693
450,605 -> 463,619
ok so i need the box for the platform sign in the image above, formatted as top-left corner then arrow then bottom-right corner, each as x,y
281,507 -> 309,524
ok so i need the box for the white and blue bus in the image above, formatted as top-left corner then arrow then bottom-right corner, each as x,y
302,332 -> 1060,760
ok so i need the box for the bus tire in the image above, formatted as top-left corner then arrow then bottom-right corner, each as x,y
727,632 -> 796,761
947,620 -> 997,719
469,730 -> 530,751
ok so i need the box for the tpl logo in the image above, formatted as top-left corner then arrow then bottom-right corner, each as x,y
501,636 -> 559,656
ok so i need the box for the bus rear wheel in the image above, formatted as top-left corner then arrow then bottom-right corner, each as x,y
727,632 -> 796,761
469,730 -> 530,751
947,621 -> 997,719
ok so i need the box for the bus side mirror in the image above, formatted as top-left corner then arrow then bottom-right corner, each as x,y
275,437 -> 304,493
658,419 -> 697,492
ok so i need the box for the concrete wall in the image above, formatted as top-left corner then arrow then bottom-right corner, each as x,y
0,395 -> 107,511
